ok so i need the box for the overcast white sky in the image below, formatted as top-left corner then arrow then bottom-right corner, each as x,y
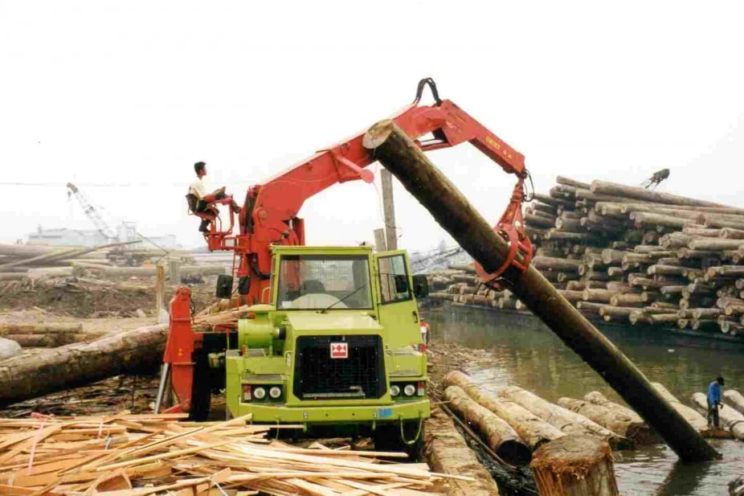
2,1 -> 744,251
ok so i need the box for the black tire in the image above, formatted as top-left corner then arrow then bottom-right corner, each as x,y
373,421 -> 425,461
189,349 -> 212,421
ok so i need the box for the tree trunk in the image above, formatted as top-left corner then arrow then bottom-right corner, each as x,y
557,397 -> 654,445
443,371 -> 564,449
590,180 -> 730,209
0,323 -> 82,335
530,436 -> 619,496
650,383 -> 708,432
444,385 -> 532,466
691,393 -> 744,441
723,390 -> 744,416
498,386 -> 626,448
363,119 -> 718,462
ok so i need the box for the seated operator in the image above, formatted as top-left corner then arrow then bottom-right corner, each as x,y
187,161 -> 240,233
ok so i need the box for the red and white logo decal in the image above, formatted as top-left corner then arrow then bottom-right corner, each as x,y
330,342 -> 348,359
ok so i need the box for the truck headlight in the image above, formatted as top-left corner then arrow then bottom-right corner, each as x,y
390,384 -> 401,397
403,384 -> 416,397
269,386 -> 282,399
253,386 -> 266,400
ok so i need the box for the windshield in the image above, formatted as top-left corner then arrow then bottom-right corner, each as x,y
276,254 -> 373,310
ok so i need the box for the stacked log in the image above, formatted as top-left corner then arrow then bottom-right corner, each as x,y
428,177 -> 744,340
556,397 -> 656,445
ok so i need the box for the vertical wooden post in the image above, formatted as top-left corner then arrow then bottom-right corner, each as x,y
381,168 -> 397,250
530,436 -> 619,496
373,228 -> 387,251
155,264 -> 165,321
362,119 -> 719,462
168,258 -> 181,285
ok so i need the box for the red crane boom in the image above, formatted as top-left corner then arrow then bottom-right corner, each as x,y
204,78 -> 532,303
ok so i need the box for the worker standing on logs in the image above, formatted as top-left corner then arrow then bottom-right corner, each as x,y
707,376 -> 725,428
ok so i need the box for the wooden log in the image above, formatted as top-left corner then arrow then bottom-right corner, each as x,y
590,180 -> 729,208
530,435 -> 619,496
723,390 -> 744,416
498,386 -> 626,448
651,383 -> 708,432
691,393 -> 744,440
443,371 -> 564,449
0,323 -> 83,335
600,307 -> 637,322
424,410 -> 504,496
630,211 -> 698,230
557,397 -> 653,444
363,119 -> 718,461
86,265 -> 226,277
584,391 -> 643,423
533,256 -> 582,273
609,293 -> 647,307
720,227 -> 744,239
567,281 -> 606,291
4,333 -> 80,347
582,289 -> 614,303
688,238 -> 744,251
557,176 -> 591,189
526,213 -> 557,229
443,385 -> 531,466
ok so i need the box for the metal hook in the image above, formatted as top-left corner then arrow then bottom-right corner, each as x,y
413,78 -> 442,105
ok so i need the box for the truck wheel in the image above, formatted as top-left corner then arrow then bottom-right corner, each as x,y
373,421 -> 425,461
189,350 -> 212,421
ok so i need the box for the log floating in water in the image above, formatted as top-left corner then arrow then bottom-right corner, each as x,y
691,392 -> 744,441
530,435 -> 619,496
364,120 -> 717,461
556,397 -> 653,445
443,371 -> 564,450
443,385 -> 532,466
723,389 -> 744,416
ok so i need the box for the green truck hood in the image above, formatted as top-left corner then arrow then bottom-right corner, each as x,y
285,312 -> 382,332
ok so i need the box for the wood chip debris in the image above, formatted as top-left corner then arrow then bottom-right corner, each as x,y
0,412 -> 460,495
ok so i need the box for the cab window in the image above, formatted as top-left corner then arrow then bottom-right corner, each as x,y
276,254 -> 372,310
378,254 -> 411,304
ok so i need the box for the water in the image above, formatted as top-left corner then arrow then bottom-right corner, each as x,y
426,305 -> 744,495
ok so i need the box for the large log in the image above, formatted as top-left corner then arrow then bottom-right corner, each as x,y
650,383 -> 708,432
590,180 -> 729,209
723,389 -> 744,416
443,385 -> 532,466
691,392 -> 744,440
530,436 -> 619,496
0,323 -> 83,335
443,371 -> 564,449
498,386 -> 626,448
583,391 -> 643,423
423,410 -> 503,496
0,323 -> 167,405
557,397 -> 653,444
363,119 -> 718,461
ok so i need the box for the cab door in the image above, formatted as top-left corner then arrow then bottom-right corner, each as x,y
373,250 -> 422,349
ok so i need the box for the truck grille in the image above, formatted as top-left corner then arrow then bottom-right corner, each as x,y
293,335 -> 385,400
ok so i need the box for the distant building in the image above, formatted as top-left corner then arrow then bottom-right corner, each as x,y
28,222 -> 178,249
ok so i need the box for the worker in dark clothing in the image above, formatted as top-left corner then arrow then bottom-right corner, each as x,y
707,376 -> 725,428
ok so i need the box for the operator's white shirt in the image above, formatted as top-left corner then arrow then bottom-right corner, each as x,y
189,177 -> 208,199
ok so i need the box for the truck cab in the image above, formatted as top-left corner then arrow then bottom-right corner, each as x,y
224,245 -> 430,449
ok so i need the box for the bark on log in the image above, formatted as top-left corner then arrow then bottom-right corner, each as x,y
0,323 -> 167,405
557,397 -> 654,444
688,239 -> 744,251
530,436 -> 619,496
0,323 -> 83,335
533,256 -> 582,272
4,333 -> 79,348
590,180 -> 729,208
723,389 -> 744,416
498,386 -> 626,448
583,391 -> 643,423
424,410 -> 503,496
363,119 -> 718,461
444,385 -> 532,466
691,393 -> 744,440
443,371 -> 564,450
651,383 -> 708,432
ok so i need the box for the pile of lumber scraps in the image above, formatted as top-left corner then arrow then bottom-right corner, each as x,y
0,413 -> 449,495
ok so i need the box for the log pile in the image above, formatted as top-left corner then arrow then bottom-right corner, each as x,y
0,413 -> 450,494
427,177 -> 744,339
